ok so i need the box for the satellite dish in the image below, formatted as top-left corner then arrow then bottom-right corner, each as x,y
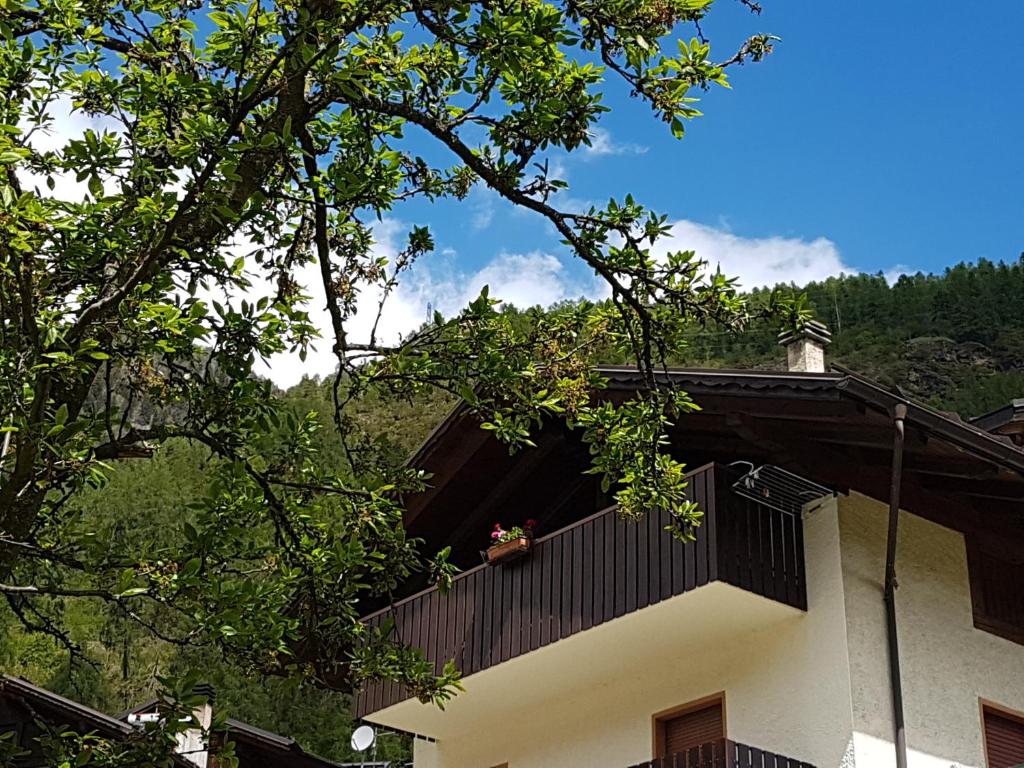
351,725 -> 376,752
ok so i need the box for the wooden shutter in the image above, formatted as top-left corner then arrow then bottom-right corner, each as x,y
967,544 -> 1024,645
985,707 -> 1024,768
659,700 -> 724,757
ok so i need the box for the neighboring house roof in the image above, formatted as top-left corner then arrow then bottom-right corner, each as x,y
0,676 -> 193,767
221,717 -> 342,767
123,698 -> 342,767
0,676 -> 135,740
1,679 -> 340,768
972,398 -> 1024,443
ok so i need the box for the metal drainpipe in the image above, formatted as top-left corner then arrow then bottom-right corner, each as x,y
884,403 -> 909,768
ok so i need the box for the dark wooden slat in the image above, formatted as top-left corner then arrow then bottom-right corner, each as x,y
636,505 -> 651,610
468,569 -> 484,674
427,588 -> 440,674
458,573 -> 470,666
736,497 -> 752,592
559,527 -> 573,640
718,487 -> 735,586
783,512 -> 798,608
571,523 -> 584,634
437,589 -> 448,675
794,512 -> 808,609
495,564 -> 509,664
772,508 -> 787,605
614,514 -> 627,616
625,514 -> 638,613
523,545 -> 536,652
758,505 -> 774,601
685,503 -> 698,591
480,565 -> 494,669
510,557 -> 523,659
706,470 -> 719,583
494,559 -> 507,663
539,537 -> 552,647
582,520 -> 595,630
695,471 -> 709,586
645,500 -> 662,607
447,577 -> 461,668
607,510 -> 620,621
658,505 -> 673,600
673,501 -> 688,595
750,498 -> 765,594
439,581 -> 451,669
593,516 -> 606,625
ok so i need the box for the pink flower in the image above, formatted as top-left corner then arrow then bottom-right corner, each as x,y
491,531 -> 501,540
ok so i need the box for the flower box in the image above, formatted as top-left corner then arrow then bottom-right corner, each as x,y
485,536 -> 533,566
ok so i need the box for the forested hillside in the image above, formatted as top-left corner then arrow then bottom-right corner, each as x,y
2,258 -> 1021,761
684,257 -> 1024,416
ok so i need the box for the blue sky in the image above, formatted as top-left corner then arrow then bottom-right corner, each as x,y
262,1 -> 1024,384
387,1 -> 1024,288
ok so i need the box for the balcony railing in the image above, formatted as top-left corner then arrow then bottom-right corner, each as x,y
628,739 -> 815,768
355,463 -> 807,718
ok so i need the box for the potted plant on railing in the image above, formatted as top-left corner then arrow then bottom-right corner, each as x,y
484,520 -> 538,566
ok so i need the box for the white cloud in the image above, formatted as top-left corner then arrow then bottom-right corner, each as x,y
18,94 -> 124,200
261,223 -> 605,387
883,264 -> 913,285
467,184 -> 497,231
654,220 -> 852,290
583,128 -> 648,159
412,250 -> 604,315
261,218 -> 859,386
22,95 -> 116,154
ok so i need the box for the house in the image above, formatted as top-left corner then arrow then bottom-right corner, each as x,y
0,676 -> 341,767
352,323 -> 1024,768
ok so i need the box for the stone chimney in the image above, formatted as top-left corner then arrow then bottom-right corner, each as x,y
778,320 -> 831,373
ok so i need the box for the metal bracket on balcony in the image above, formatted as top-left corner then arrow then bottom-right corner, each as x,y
729,462 -> 835,517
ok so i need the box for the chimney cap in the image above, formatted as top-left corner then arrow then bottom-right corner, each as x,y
778,319 -> 832,348
192,683 -> 216,703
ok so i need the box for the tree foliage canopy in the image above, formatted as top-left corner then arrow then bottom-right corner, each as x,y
0,1 -> 798,758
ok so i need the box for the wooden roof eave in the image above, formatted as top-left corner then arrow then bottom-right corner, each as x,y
400,366 -> 1024,538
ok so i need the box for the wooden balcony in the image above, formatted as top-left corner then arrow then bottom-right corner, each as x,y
355,462 -> 807,718
628,739 -> 815,768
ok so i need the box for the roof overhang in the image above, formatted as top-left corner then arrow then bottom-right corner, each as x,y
972,398 -> 1024,444
401,366 -> 1024,562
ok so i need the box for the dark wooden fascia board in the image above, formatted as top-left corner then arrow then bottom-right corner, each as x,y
836,373 -> 1024,476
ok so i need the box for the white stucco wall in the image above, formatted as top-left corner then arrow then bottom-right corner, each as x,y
391,493 -> 1024,768
838,493 -> 1024,768
389,499 -> 857,768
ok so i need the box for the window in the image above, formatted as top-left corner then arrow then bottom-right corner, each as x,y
983,704 -> 1024,768
967,543 -> 1024,645
653,694 -> 725,759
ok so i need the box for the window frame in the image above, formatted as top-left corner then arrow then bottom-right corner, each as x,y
651,692 -> 726,759
980,698 -> 1024,768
